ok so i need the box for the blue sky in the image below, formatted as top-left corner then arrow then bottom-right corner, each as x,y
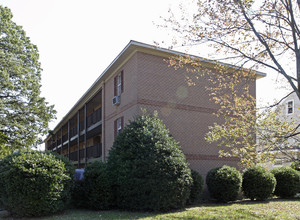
1,0 -> 282,130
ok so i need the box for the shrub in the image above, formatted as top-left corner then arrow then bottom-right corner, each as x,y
71,168 -> 86,208
206,165 -> 242,202
187,170 -> 204,204
242,166 -> 276,201
46,151 -> 75,207
84,161 -> 113,210
0,150 -> 73,217
272,167 -> 300,198
290,161 -> 300,171
0,198 -> 3,210
107,112 -> 192,211
71,180 -> 87,208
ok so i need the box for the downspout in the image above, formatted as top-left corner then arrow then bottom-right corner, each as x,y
102,82 -> 106,162
84,103 -> 87,165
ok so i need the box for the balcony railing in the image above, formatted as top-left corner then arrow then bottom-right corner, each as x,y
87,108 -> 102,128
67,144 -> 102,161
80,121 -> 84,132
48,143 -> 56,150
70,126 -> 78,138
69,151 -> 78,161
87,144 -> 102,159
80,149 -> 84,159
57,139 -> 62,146
62,134 -> 68,143
50,108 -> 102,143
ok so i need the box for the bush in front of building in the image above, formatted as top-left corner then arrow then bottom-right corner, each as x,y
290,161 -> 300,171
271,166 -> 300,198
71,179 -> 87,208
84,161 -> 113,210
206,165 -> 242,202
0,150 -> 73,217
187,169 -> 204,204
242,166 -> 276,201
0,197 -> 3,210
46,151 -> 75,207
107,112 -> 193,211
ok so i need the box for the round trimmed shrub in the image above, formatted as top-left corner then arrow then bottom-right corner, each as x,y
84,161 -> 113,210
0,150 -> 73,217
206,165 -> 242,202
188,170 -> 204,204
242,166 -> 276,201
271,167 -> 300,198
107,112 -> 192,211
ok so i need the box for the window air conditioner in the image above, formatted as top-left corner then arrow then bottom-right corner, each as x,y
112,96 -> 121,105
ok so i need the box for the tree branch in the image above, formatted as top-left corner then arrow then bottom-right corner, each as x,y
237,0 -> 300,99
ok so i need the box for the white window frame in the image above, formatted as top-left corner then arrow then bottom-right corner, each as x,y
117,74 -> 122,96
286,100 -> 294,115
117,118 -> 122,134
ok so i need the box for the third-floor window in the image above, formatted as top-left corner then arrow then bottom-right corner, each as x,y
114,70 -> 124,96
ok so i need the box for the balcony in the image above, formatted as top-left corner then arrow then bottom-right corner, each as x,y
69,151 -> 78,161
87,108 -> 102,128
62,134 -> 68,143
87,144 -> 102,159
48,143 -> 56,150
57,139 -> 62,146
68,144 -> 102,162
80,121 -> 84,132
70,126 -> 78,138
80,149 -> 84,159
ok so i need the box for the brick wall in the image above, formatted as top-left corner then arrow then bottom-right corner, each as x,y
102,51 -> 256,177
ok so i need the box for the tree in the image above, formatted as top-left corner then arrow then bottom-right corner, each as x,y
164,0 -> 300,99
162,0 -> 300,167
205,96 -> 300,168
0,6 -> 56,155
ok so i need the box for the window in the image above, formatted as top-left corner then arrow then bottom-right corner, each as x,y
117,74 -> 122,96
287,100 -> 294,115
114,70 -> 124,96
114,117 -> 124,138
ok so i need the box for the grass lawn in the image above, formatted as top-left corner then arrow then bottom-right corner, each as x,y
0,198 -> 299,220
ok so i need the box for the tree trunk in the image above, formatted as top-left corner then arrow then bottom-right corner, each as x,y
297,53 -> 300,100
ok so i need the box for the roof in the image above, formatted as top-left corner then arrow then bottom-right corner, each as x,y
45,40 -> 266,140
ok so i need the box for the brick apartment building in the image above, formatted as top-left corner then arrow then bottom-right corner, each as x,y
45,40 -> 265,176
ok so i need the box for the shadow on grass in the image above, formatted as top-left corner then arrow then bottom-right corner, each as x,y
0,197 -> 299,220
191,196 -> 300,209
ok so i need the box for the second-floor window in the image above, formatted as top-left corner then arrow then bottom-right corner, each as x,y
287,100 -> 294,115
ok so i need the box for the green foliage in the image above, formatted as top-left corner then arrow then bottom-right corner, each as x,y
164,0 -> 300,169
0,132 -> 9,159
107,112 -> 192,211
71,180 -> 87,209
206,165 -> 242,202
242,166 -> 276,201
205,99 -> 300,169
46,151 -> 75,207
0,150 -> 72,217
0,6 -> 56,154
84,161 -> 113,210
291,161 -> 300,171
272,167 -> 300,198
187,169 -> 204,204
